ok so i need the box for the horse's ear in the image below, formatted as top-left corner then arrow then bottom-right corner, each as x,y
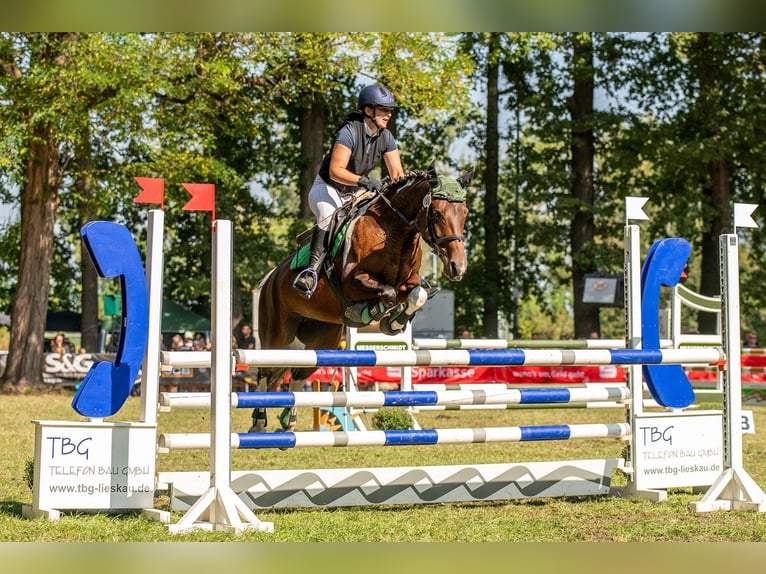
427,160 -> 439,187
457,165 -> 475,188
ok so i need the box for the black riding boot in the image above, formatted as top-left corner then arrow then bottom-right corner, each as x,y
293,227 -> 328,298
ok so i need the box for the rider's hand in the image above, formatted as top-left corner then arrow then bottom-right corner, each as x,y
358,176 -> 382,192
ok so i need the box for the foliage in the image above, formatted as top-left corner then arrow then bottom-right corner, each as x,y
24,457 -> 33,490
371,407 -> 414,430
0,219 -> 20,313
3,32 -> 766,362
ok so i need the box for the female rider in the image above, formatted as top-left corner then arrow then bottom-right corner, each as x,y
293,84 -> 405,298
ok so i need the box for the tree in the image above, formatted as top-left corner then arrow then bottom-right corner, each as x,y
456,32 -> 535,338
610,33 -> 766,335
567,32 -> 600,338
1,33 -> 80,390
0,33 -> 152,390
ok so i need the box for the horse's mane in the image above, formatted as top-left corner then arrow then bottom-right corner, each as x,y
381,169 -> 466,203
380,169 -> 433,198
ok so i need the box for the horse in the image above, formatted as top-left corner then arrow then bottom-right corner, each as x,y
249,163 -> 474,433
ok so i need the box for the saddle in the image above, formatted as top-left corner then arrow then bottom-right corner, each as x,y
289,191 -> 377,272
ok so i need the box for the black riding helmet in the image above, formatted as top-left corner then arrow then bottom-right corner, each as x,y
357,84 -> 397,111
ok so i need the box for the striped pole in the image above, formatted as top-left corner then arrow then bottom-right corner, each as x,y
161,346 -> 723,370
159,386 -> 631,410
231,348 -> 723,368
159,422 -> 631,450
415,338 -> 639,350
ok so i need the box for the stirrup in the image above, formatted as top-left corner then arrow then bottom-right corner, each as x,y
425,286 -> 441,299
293,268 -> 318,297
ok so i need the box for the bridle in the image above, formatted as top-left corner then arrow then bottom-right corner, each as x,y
377,177 -> 465,258
424,200 -> 465,257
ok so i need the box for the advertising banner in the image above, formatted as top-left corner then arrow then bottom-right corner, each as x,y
29,420 -> 156,513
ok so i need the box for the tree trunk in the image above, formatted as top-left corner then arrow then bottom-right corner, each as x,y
699,159 -> 730,333
75,137 -> 100,354
2,125 -> 60,391
482,33 -> 501,338
298,99 -> 326,220
568,33 -> 599,339
693,33 -> 730,334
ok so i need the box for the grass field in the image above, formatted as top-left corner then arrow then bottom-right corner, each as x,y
3,390 -> 766,545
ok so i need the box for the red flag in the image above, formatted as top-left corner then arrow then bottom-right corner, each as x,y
182,183 -> 216,220
133,177 -> 165,208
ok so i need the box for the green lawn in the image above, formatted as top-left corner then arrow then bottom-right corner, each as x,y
2,392 -> 766,543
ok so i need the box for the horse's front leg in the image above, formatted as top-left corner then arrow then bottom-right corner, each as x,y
349,271 -> 398,308
342,271 -> 399,326
380,278 -> 428,335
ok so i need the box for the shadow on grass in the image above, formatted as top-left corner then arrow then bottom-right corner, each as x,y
259,495 -> 610,517
0,499 -> 25,517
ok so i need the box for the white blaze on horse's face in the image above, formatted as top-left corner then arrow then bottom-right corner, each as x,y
432,199 -> 469,281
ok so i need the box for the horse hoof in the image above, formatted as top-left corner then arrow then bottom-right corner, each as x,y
274,428 -> 292,451
379,317 -> 403,336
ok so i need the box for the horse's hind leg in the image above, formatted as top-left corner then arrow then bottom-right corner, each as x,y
248,370 -> 269,432
276,320 -> 344,432
250,408 -> 268,433
278,405 -> 297,431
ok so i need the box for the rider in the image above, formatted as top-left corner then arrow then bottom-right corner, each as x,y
293,84 -> 405,298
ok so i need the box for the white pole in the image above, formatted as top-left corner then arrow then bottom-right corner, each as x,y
167,219 -> 273,533
140,209 -> 164,424
625,224 -> 643,418
624,206 -> 666,500
210,219 -> 232,510
691,233 -> 766,512
722,234 -> 744,470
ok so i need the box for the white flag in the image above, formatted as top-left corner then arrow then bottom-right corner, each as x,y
734,203 -> 759,230
625,197 -> 649,222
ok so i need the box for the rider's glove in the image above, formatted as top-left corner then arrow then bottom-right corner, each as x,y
357,176 -> 382,193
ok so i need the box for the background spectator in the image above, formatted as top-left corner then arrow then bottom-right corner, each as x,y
235,322 -> 256,349
170,333 -> 185,351
183,331 -> 195,350
744,331 -> 759,348
193,333 -> 207,351
48,332 -> 71,354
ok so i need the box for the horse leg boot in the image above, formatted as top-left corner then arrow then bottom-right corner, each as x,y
249,372 -> 269,432
278,407 -> 297,431
277,375 -> 304,432
380,286 -> 429,335
293,227 -> 328,298
249,408 -> 268,433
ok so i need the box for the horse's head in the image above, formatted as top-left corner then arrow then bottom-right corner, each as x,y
425,165 -> 474,282
377,165 -> 472,282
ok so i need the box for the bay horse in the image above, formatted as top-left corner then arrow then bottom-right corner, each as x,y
249,164 -> 474,433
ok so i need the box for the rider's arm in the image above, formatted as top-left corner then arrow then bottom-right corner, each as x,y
327,143 -> 362,186
383,149 -> 404,180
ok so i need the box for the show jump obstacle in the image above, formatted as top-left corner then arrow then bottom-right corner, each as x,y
22,185 -> 766,533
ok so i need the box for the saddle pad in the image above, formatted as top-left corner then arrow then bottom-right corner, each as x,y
290,219 -> 350,270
